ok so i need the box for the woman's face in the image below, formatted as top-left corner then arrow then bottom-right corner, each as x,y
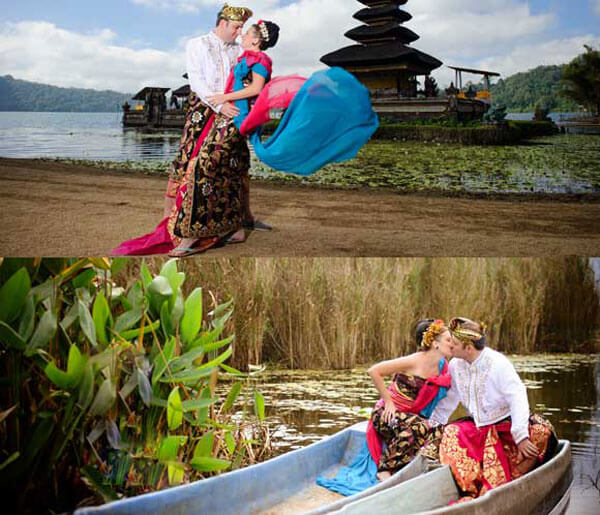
435,330 -> 454,358
241,27 -> 260,49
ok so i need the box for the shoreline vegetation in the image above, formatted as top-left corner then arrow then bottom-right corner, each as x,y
33,131 -> 600,198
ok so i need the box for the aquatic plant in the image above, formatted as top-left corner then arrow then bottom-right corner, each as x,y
0,258 -> 269,513
133,258 -> 600,370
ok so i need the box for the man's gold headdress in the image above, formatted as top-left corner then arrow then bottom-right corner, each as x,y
219,3 -> 253,23
449,317 -> 486,346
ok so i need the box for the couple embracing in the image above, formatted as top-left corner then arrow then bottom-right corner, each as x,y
366,317 -> 556,501
113,3 -> 378,257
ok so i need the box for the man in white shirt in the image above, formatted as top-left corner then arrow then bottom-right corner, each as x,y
165,4 -> 251,217
428,317 -> 555,500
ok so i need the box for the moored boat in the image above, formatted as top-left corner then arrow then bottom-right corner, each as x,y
331,439 -> 572,515
76,421 -> 427,515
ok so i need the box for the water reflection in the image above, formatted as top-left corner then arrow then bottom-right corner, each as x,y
244,354 -> 600,511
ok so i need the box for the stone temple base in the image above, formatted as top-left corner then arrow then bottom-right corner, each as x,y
371,97 -> 488,122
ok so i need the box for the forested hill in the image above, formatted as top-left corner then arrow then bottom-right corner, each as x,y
0,75 -> 132,112
489,65 -> 581,112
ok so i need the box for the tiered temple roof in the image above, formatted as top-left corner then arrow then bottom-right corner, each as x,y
320,1 -> 442,97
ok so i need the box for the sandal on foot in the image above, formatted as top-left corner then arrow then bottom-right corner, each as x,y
222,230 -> 246,244
168,237 -> 219,257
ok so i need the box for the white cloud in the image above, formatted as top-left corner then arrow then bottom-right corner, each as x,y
2,1 -> 599,93
0,21 -> 185,93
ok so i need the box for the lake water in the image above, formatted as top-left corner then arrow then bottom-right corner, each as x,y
0,111 -> 583,162
252,354 -> 600,514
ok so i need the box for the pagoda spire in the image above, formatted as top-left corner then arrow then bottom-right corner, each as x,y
321,0 -> 442,98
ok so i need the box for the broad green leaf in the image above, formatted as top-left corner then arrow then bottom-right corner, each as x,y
224,432 -> 236,455
181,398 -> 217,412
0,267 -> 31,323
137,368 -> 152,407
72,268 -> 96,289
78,362 -> 94,409
180,288 -> 203,346
208,297 -> 234,318
147,276 -> 173,315
190,457 -> 231,472
59,302 -> 78,332
110,257 -> 130,276
126,281 -> 145,309
89,378 -> 116,417
152,336 -> 176,386
171,289 -> 185,328
0,452 -> 19,472
197,386 -> 212,424
169,345 -> 205,371
167,387 -> 183,431
200,335 -> 234,354
114,307 -> 143,334
220,363 -> 247,377
158,435 -> 187,462
160,366 -> 215,384
254,390 -> 265,421
26,310 -> 57,355
222,381 -> 242,412
0,321 -> 26,349
78,299 -> 96,346
197,346 -> 232,370
18,294 -> 35,340
160,299 -> 175,338
193,431 -> 213,458
168,462 -> 185,485
44,345 -> 85,389
140,261 -> 152,289
160,259 -> 185,295
92,292 -> 111,345
120,319 -> 159,341
190,325 -> 224,349
87,258 -> 110,270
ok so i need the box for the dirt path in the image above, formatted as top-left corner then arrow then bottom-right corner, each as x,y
1,158 -> 599,256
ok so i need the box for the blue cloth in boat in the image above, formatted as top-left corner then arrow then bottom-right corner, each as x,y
248,67 -> 379,176
316,440 -> 378,496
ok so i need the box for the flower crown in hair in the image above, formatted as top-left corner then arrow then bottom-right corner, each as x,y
257,20 -> 269,41
421,319 -> 446,349
220,4 -> 253,22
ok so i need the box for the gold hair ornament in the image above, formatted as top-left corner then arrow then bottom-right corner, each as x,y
219,3 -> 253,22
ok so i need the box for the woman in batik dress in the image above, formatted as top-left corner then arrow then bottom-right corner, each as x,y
367,319 -> 453,480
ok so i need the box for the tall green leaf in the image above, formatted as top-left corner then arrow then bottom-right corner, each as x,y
254,390 -> 265,421
0,267 -> 30,323
147,276 -> 173,316
18,294 -> 35,340
78,299 -> 97,346
193,431 -> 214,458
110,257 -> 130,276
89,378 -> 116,417
222,382 -> 242,413
180,288 -> 203,346
120,319 -> 159,341
158,435 -> 187,462
72,268 -> 96,289
137,368 -> 152,407
26,310 -> 57,355
0,321 -> 26,350
114,307 -> 143,334
78,362 -> 95,409
140,261 -> 152,289
189,457 -> 231,472
167,387 -> 183,431
44,345 -> 85,389
92,292 -> 111,346
152,336 -> 176,386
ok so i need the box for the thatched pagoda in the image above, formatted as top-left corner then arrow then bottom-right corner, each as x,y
321,0 -> 442,98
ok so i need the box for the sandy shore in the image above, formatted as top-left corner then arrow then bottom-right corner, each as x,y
1,157 -> 599,257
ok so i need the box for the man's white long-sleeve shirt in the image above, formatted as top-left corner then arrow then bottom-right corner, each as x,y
429,347 -> 531,444
186,31 -> 242,112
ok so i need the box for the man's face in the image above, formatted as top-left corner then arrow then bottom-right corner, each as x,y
221,20 -> 244,43
450,336 -> 469,359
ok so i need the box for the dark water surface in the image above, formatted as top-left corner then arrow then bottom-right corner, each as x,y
250,354 -> 599,514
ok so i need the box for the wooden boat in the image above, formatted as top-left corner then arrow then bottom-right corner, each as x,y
332,440 -> 572,515
76,421 -> 428,515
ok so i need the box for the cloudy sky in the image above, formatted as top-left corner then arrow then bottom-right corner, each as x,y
1,0 -> 599,93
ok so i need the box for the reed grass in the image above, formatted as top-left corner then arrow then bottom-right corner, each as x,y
136,258 -> 599,369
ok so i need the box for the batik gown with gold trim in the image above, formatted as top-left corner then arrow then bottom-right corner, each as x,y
371,373 -> 446,472
171,51 -> 271,239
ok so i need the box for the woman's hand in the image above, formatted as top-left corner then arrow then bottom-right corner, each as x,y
382,400 -> 397,426
208,93 -> 227,106
517,438 -> 539,461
